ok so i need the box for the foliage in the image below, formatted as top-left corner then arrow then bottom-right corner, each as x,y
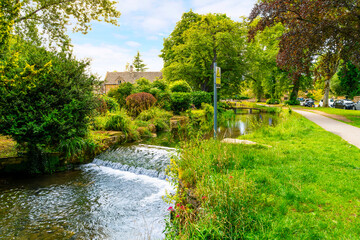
152,78 -> 168,91
137,107 -> 173,131
171,92 -> 192,114
94,96 -> 108,115
170,80 -> 192,93
190,91 -> 212,108
101,95 -> 118,112
107,82 -> 134,107
0,41 -> 97,155
166,111 -> 360,239
104,109 -> 139,139
249,0 -> 360,101
161,11 -> 247,93
133,77 -> 152,93
132,51 -> 148,72
284,99 -> 300,105
266,98 -> 280,104
9,0 -> 120,51
337,62 -> 360,99
125,92 -> 157,117
156,90 -> 172,111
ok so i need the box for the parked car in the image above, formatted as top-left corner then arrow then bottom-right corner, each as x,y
333,99 -> 355,110
318,99 -> 334,107
303,98 -> 315,107
354,101 -> 360,110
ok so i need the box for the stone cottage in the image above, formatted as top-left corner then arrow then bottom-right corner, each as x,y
102,65 -> 162,94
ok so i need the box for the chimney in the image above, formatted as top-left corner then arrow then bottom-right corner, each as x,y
129,65 -> 133,73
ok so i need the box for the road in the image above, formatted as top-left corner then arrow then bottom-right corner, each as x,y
294,110 -> 360,149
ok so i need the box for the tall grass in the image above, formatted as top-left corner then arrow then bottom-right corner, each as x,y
137,107 -> 172,131
165,111 -> 360,239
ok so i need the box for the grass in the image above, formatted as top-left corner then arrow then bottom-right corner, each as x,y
166,110 -> 360,239
0,135 -> 17,158
310,107 -> 360,128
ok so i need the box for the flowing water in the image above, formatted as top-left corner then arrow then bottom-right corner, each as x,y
0,112 -> 276,239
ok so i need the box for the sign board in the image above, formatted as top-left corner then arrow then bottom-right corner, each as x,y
216,67 -> 221,88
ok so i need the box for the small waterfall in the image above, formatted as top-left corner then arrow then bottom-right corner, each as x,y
92,144 -> 177,179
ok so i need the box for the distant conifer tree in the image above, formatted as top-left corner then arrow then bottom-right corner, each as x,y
132,51 -> 148,72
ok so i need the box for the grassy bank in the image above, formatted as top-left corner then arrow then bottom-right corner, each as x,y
311,107 -> 360,128
166,110 -> 360,239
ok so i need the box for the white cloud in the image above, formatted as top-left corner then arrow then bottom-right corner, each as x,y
126,41 -> 142,47
192,0 -> 258,19
72,43 -> 162,79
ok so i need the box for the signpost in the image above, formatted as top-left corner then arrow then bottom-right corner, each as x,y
213,63 -> 220,138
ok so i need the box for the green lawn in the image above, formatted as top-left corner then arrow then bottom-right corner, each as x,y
166,110 -> 360,239
314,107 -> 360,128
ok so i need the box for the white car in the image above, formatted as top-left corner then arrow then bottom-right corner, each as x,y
354,101 -> 360,110
318,99 -> 334,107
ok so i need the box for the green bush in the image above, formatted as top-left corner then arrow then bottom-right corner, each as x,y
94,96 -> 108,115
107,82 -> 133,107
126,92 -> 157,117
137,107 -> 173,131
105,109 -> 139,139
171,92 -> 192,114
266,98 -> 281,104
151,78 -> 168,91
284,99 -> 300,105
133,77 -> 152,93
157,91 -> 172,111
170,80 -> 192,93
102,95 -> 119,112
0,41 -> 96,159
191,91 -> 212,108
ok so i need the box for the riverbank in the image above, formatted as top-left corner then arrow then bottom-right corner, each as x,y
166,110 -> 360,239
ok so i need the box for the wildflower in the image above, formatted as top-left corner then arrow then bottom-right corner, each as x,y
202,196 -> 207,200
176,203 -> 180,207
176,214 -> 180,218
229,175 -> 233,179
180,205 -> 185,210
167,206 -> 175,212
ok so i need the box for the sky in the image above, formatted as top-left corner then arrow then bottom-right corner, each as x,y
70,0 -> 258,79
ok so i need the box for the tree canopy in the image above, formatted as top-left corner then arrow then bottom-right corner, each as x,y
161,11 -> 247,95
249,0 -> 360,102
6,0 -> 120,50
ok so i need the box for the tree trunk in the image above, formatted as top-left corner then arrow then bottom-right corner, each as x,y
290,74 -> 301,101
323,75 -> 331,107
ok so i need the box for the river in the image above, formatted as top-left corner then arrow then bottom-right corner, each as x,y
0,112 -> 276,239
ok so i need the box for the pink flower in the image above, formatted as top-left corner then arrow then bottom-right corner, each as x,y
180,205 -> 185,210
167,206 -> 175,212
202,196 -> 207,200
176,203 -> 180,207
176,214 -> 180,218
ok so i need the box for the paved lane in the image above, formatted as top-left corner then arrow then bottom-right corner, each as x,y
294,110 -> 360,149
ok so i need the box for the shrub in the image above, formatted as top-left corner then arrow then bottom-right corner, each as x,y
152,78 -> 168,91
157,91 -> 172,111
266,98 -> 281,104
102,95 -> 119,112
171,92 -> 192,114
105,109 -> 139,139
170,80 -> 192,93
137,107 -> 173,131
107,82 -> 133,107
94,96 -> 108,115
191,91 -> 212,108
284,99 -> 300,105
126,92 -> 157,116
133,77 -> 152,93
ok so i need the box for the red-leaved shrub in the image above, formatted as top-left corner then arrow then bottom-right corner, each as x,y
126,92 -> 157,116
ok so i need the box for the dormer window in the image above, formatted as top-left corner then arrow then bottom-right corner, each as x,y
118,80 -> 121,84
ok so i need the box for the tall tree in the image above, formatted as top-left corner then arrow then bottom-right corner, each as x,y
132,51 -> 147,72
249,0 -> 360,105
8,0 -> 120,50
161,12 -> 247,94
337,62 -> 360,99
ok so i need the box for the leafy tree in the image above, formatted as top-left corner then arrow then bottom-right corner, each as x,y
249,0 -> 360,105
9,0 -> 120,50
132,51 -> 148,72
337,62 -> 360,99
0,41 -> 97,163
161,12 -> 247,94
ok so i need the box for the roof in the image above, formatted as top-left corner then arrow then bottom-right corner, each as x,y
104,71 -> 163,85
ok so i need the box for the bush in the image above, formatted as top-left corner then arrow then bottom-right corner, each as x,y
191,91 -> 212,108
137,107 -> 173,131
171,92 -> 192,114
284,99 -> 300,105
105,109 -> 139,139
102,95 -> 119,112
151,78 -> 168,91
133,77 -> 152,93
156,91 -> 172,111
107,82 -> 133,107
94,96 -> 108,115
266,98 -> 281,104
126,92 -> 157,116
170,80 -> 192,93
